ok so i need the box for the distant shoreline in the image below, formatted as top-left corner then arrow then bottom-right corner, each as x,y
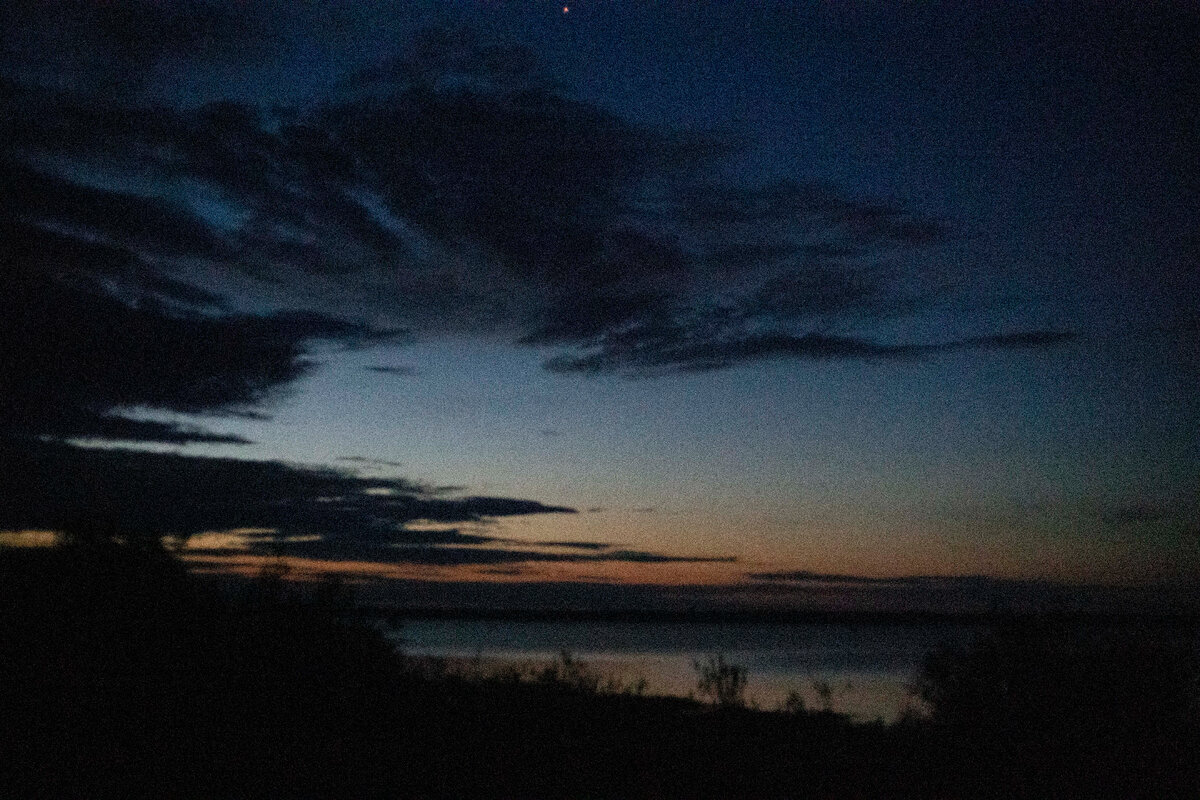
353,606 -> 1200,628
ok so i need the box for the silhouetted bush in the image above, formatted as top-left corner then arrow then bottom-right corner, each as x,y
694,653 -> 748,709
914,619 -> 1200,797
535,649 -> 604,692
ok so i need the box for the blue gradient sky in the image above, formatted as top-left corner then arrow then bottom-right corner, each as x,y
4,1 -> 1197,608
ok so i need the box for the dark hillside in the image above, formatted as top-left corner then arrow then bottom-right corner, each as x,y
2,543 -> 1195,798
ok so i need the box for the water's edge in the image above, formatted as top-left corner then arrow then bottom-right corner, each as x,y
387,619 -> 983,722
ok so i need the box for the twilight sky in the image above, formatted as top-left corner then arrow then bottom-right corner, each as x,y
1,1 -> 1196,613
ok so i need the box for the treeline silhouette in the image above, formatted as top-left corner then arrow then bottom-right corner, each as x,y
1,539 -> 1196,798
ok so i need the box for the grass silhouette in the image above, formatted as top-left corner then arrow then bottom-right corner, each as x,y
694,653 -> 749,709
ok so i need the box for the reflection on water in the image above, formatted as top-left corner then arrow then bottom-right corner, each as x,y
388,620 -> 981,722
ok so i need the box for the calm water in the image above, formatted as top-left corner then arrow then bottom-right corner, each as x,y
388,619 -> 981,722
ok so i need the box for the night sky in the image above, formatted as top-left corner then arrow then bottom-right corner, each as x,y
2,1 -> 1196,614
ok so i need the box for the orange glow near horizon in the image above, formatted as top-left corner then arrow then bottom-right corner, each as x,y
178,549 -> 747,588
1,517 -> 1179,589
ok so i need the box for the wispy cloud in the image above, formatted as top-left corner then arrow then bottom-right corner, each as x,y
336,456 -> 406,469
1090,496 -> 1198,533
545,328 -> 1077,374
365,365 -> 417,376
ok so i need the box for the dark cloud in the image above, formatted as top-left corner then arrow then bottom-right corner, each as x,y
1092,498 -> 1197,533
0,217 -> 390,444
476,567 -> 525,577
602,550 -> 733,564
2,438 -> 734,570
298,546 -> 734,568
745,570 -> 1096,593
544,328 -> 1076,375
544,331 -> 917,375
186,536 -> 727,568
1099,504 -> 1172,527
415,497 -> 575,522
0,438 -> 572,546
0,25 -> 961,382
4,12 -> 1187,382
336,456 -> 406,469
747,570 -> 934,587
366,365 -> 417,376
539,541 -> 612,551
1,75 -> 413,447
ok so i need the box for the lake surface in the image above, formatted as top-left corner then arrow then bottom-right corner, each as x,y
388,619 -> 982,722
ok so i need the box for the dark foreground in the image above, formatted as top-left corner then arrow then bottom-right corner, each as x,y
2,544 -> 1197,799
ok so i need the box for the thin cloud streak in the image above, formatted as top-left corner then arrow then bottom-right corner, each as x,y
545,329 -> 1078,374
